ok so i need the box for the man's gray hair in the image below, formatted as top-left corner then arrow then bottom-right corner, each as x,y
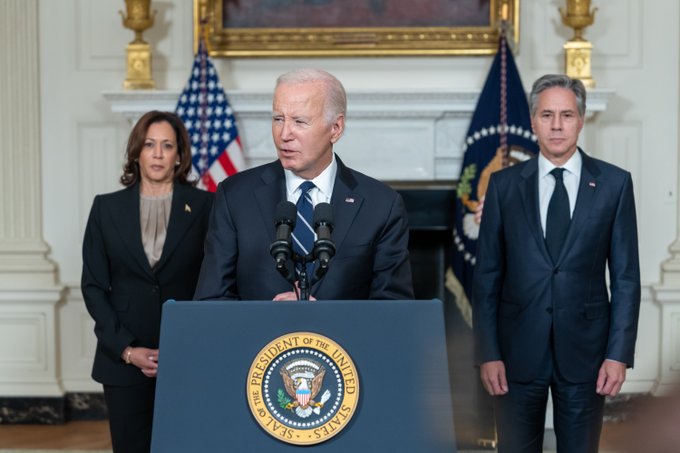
276,68 -> 347,123
529,74 -> 587,118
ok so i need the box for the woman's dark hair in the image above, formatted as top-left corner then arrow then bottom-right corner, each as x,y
120,110 -> 194,186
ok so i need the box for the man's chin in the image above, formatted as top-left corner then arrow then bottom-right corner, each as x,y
279,157 -> 299,173
279,157 -> 294,167
542,146 -> 577,159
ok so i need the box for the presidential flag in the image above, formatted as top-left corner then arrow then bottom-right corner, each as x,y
175,40 -> 245,192
445,33 -> 539,327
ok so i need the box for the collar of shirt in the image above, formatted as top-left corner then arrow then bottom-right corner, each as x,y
284,153 -> 337,205
538,148 -> 582,181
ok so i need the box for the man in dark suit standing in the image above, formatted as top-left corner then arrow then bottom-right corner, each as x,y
194,68 -> 413,301
473,74 -> 641,453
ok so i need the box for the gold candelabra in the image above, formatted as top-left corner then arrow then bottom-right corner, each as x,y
120,0 -> 156,90
559,0 -> 598,88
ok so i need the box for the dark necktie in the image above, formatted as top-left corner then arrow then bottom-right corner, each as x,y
545,168 -> 571,262
292,181 -> 316,275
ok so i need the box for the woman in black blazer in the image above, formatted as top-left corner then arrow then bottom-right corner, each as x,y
81,111 -> 213,453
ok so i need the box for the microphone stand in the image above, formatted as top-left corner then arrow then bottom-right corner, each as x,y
293,252 -> 314,301
294,241 -> 335,300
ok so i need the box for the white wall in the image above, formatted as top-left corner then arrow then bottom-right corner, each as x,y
24,0 -> 680,394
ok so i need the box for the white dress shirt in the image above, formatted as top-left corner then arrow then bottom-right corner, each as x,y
284,153 -> 337,206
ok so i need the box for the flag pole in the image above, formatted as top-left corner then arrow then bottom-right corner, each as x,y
194,0 -> 209,54
499,7 -> 510,170
477,9 -> 506,453
196,1 -> 211,188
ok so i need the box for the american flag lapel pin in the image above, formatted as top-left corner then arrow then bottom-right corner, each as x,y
184,203 -> 192,213
588,181 -> 596,188
345,197 -> 355,203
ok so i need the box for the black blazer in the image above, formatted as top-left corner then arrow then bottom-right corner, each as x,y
82,183 -> 213,386
473,150 -> 641,383
193,155 -> 414,301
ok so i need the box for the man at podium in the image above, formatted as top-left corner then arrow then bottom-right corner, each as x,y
194,68 -> 413,301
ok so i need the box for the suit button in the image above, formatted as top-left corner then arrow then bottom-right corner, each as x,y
553,268 -> 560,274
546,307 -> 553,314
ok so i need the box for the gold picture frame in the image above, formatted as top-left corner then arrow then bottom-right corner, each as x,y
195,0 -> 519,58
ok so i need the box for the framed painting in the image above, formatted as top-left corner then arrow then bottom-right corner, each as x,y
194,0 -> 520,57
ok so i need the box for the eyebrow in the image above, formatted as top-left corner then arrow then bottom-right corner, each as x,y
271,113 -> 310,121
145,138 -> 176,143
540,108 -> 577,114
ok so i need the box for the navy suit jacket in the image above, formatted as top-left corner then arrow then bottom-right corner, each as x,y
473,150 -> 641,383
194,155 -> 414,301
81,183 -> 213,385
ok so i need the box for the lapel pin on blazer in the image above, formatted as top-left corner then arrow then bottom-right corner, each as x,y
345,197 -> 355,203
184,203 -> 192,213
588,181 -> 596,188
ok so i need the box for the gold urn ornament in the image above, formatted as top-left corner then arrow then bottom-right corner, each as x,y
120,0 -> 156,90
559,0 -> 598,88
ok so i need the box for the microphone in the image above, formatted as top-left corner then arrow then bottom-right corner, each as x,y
270,201 -> 297,278
312,203 -> 336,278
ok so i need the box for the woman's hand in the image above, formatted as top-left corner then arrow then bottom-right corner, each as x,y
124,346 -> 159,377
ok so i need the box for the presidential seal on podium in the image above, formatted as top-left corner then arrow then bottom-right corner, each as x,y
246,332 -> 359,445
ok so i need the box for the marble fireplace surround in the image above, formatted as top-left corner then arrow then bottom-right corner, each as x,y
103,88 -> 612,184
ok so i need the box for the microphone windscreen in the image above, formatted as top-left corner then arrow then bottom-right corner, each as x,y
275,201 -> 297,227
313,202 -> 333,227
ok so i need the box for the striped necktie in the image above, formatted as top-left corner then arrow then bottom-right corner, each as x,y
292,181 -> 316,275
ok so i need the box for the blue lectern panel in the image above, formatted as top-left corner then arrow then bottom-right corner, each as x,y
151,299 -> 456,452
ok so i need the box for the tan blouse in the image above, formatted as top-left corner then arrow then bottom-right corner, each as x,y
140,191 -> 173,269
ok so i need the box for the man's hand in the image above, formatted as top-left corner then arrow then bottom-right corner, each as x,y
474,195 -> 485,224
273,281 -> 317,301
273,291 -> 296,301
596,359 -> 626,396
480,360 -> 509,396
273,291 -> 316,301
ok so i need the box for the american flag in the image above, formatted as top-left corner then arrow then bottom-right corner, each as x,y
175,40 -> 245,191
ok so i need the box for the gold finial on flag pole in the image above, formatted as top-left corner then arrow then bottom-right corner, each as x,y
559,0 -> 598,88
501,1 -> 509,22
496,0 -> 516,54
120,0 -> 156,90
194,0 -> 211,54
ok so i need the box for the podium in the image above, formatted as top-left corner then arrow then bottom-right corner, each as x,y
151,299 -> 457,452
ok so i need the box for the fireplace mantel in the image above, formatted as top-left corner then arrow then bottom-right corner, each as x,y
103,88 -> 613,182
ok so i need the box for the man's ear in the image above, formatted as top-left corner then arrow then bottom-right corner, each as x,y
577,115 -> 585,134
330,114 -> 345,144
